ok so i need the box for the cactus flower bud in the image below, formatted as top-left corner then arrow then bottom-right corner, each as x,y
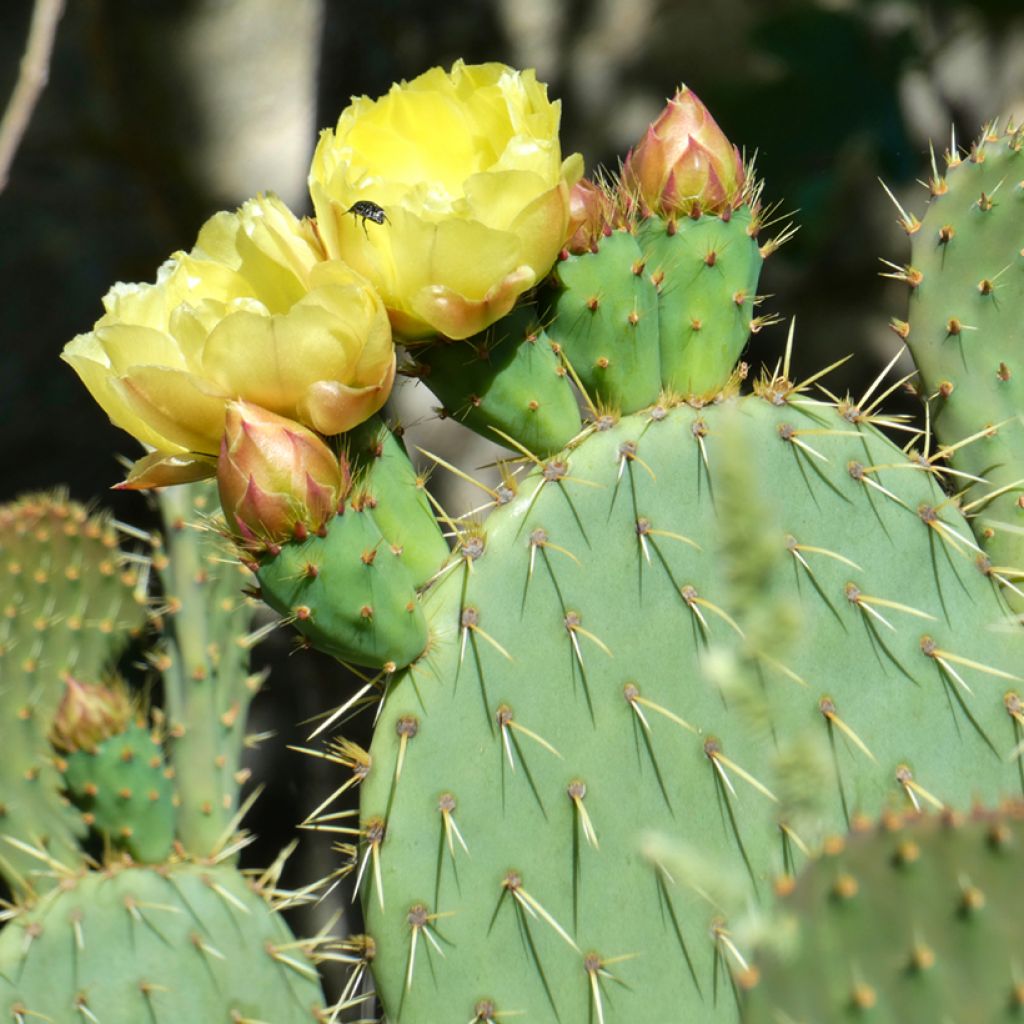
50,677 -> 133,753
622,86 -> 745,216
565,179 -> 616,254
217,401 -> 344,548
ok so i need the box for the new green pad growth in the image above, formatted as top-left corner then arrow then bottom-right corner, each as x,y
637,204 -> 764,396
60,721 -> 174,863
743,804 -> 1024,1023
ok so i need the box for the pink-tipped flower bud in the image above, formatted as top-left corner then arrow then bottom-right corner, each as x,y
217,401 -> 345,548
565,179 -> 616,254
50,677 -> 133,753
622,86 -> 745,217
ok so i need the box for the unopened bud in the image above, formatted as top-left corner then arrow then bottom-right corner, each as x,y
622,86 -> 745,216
50,677 -> 133,752
217,401 -> 344,548
565,179 -> 615,254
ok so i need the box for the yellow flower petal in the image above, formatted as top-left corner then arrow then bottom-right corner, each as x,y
112,367 -> 228,455
115,450 -> 217,490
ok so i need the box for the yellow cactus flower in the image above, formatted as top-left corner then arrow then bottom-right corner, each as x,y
310,60 -> 584,341
62,194 -> 395,488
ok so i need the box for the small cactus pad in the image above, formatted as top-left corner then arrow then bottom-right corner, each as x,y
743,803 -> 1024,1023
60,721 -> 175,863
902,124 -> 1024,605
411,305 -> 584,457
344,417 -> 451,588
637,205 -> 763,396
257,502 -> 430,669
0,861 -> 324,1022
356,392 -> 1024,1023
547,229 -> 662,411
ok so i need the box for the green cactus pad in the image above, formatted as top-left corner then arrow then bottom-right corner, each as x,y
743,803 -> 1024,1023
546,229 -> 662,412
902,125 -> 1024,605
0,861 -> 324,1022
357,391 -> 1024,1023
61,721 -> 175,863
257,502 -> 429,669
637,206 -> 763,396
412,305 -> 584,457
344,417 -> 451,587
0,494 -> 148,893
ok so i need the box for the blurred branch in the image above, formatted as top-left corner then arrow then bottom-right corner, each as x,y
0,0 -> 65,193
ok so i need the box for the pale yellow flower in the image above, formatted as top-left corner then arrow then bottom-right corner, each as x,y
62,194 -> 395,487
310,60 -> 584,340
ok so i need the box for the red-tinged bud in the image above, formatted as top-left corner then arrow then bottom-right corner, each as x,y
621,86 -> 745,217
565,179 -> 616,254
217,401 -> 344,548
50,677 -> 133,753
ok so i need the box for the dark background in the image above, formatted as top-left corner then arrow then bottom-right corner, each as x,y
2,0 -> 1023,1006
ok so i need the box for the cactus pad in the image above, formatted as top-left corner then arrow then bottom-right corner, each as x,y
60,721 -> 175,863
743,803 -> 1024,1023
901,124 -> 1024,604
356,390 -> 1024,1023
0,861 -> 324,1022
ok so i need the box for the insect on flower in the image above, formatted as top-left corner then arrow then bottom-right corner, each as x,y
347,200 -> 390,237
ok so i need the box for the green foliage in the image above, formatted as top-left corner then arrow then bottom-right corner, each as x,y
345,417 -> 451,588
0,484 -> 327,1019
547,228 -> 662,410
152,483 -> 266,858
743,804 -> 1024,1023
257,501 -> 430,669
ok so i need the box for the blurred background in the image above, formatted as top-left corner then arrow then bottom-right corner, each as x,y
2,0 -> 1023,1006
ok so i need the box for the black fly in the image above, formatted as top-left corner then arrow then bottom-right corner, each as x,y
347,201 -> 390,238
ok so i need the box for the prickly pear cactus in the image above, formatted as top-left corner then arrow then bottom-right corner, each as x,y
0,485 -> 327,1022
52,58 -> 1024,1024
743,803 -> 1024,1023
0,493 -> 147,893
59,719 -> 175,863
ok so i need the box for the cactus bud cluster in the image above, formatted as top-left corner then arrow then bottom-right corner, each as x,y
49,676 -> 133,753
